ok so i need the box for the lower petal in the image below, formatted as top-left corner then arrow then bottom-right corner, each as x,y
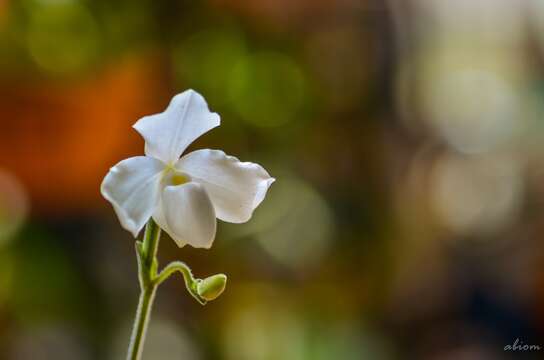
157,182 -> 217,249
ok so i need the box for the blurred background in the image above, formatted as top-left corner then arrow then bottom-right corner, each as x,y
1,0 -> 544,359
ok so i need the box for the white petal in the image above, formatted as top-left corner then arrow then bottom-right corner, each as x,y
157,182 -> 217,249
133,90 -> 220,164
151,198 -> 177,244
176,149 -> 275,223
101,156 -> 165,237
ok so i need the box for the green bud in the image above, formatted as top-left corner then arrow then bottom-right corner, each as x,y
197,274 -> 227,301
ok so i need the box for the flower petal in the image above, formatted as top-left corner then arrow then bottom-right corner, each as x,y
101,156 -> 164,237
133,90 -> 220,164
176,149 -> 275,223
157,182 -> 217,249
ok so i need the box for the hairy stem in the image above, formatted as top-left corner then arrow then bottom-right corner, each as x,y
127,219 -> 161,360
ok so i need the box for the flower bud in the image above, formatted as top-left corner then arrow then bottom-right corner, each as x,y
197,274 -> 227,301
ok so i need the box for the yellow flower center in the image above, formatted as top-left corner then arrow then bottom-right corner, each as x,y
163,165 -> 191,186
171,172 -> 190,186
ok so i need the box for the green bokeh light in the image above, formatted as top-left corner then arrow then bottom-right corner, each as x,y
228,52 -> 307,128
25,1 -> 100,74
173,28 -> 248,107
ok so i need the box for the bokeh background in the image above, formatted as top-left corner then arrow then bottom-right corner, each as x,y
1,0 -> 544,359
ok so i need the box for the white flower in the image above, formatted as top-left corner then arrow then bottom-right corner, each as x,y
101,90 -> 275,248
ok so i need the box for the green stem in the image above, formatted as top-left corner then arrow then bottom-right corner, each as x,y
127,219 -> 161,360
127,284 -> 157,360
155,261 -> 205,305
125,219 -> 216,359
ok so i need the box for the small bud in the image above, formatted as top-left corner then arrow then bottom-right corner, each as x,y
197,274 -> 227,301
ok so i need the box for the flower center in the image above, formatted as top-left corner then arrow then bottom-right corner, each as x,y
163,166 -> 191,187
171,172 -> 190,186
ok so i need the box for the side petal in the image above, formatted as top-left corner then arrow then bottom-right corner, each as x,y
133,90 -> 220,164
159,182 -> 217,249
176,149 -> 275,223
101,156 -> 164,237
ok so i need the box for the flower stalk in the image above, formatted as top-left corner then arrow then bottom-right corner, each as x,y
126,219 -> 227,360
127,219 -> 161,360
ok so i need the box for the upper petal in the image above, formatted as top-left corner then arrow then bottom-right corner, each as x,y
159,182 -> 217,249
101,156 -> 165,237
176,149 -> 275,223
133,90 -> 220,164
